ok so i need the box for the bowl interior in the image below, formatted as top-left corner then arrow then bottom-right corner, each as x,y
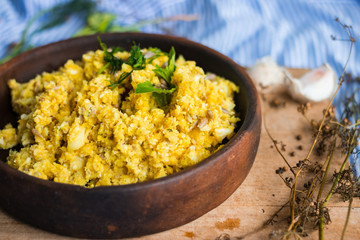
0,33 -> 251,169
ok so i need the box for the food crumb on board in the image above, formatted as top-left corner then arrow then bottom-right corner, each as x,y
184,231 -> 196,238
215,218 -> 240,231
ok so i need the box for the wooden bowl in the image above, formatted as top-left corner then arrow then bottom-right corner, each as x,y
0,33 -> 261,239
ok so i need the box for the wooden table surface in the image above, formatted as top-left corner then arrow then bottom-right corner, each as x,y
0,69 -> 359,240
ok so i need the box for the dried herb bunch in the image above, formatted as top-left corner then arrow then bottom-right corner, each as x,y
264,19 -> 360,240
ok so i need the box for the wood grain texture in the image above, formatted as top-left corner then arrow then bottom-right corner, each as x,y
1,68 -> 356,240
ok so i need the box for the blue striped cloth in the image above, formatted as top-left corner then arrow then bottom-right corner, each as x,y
1,0 -> 359,176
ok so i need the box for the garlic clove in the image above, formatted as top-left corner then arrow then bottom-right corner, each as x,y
247,56 -> 289,89
286,64 -> 337,103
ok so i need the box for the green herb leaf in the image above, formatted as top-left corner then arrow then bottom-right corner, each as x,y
108,70 -> 133,89
88,12 -> 116,33
152,92 -> 173,107
128,42 -> 146,70
135,81 -> 176,107
153,46 -> 176,83
97,36 -> 124,74
74,12 -> 116,36
135,81 -> 176,94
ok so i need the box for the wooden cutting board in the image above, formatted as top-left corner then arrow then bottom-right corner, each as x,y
0,69 -> 359,240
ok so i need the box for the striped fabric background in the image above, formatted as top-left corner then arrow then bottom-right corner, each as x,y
0,0 -> 359,175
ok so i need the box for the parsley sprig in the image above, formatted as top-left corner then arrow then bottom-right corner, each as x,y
135,47 -> 177,107
128,42 -> 146,70
152,47 -> 176,84
97,36 -> 124,74
98,38 -> 146,88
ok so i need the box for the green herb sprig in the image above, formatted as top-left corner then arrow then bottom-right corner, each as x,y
128,42 -> 146,70
107,70 -> 133,89
152,47 -> 176,84
98,38 -> 147,75
98,38 -> 147,90
97,36 -> 124,74
135,47 -> 177,106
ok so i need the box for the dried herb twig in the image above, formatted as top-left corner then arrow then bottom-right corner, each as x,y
262,18 -> 359,240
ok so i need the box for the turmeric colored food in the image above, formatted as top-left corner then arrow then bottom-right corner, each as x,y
0,43 -> 239,187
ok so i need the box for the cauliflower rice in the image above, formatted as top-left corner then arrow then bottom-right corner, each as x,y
0,46 -> 239,187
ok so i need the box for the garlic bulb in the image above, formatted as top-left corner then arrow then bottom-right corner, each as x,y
286,64 -> 337,103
